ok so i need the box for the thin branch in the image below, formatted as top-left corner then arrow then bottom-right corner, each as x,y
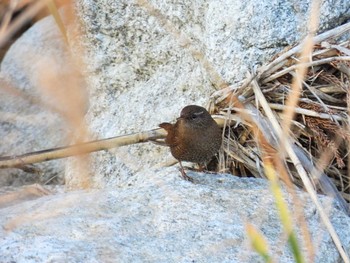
261,56 -> 350,84
0,128 -> 167,169
258,21 -> 350,78
267,103 -> 345,121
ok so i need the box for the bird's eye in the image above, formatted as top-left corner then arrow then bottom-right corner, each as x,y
190,111 -> 204,120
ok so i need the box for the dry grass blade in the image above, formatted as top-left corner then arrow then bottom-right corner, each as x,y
0,128 -> 167,169
46,0 -> 68,43
261,56 -> 350,84
258,21 -> 350,78
268,103 -> 345,121
0,0 -> 51,48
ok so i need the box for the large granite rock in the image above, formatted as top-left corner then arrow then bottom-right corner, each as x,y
1,172 -> 349,262
67,0 -> 350,187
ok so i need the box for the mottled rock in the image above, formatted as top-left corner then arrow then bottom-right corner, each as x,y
69,0 -> 350,187
0,172 -> 349,262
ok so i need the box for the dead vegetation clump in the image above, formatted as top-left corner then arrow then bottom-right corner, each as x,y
214,35 -> 350,207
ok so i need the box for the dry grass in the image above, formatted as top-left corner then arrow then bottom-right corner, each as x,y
0,0 -> 91,187
214,36 -> 350,205
211,22 -> 350,261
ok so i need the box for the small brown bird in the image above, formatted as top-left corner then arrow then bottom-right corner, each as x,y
159,105 -> 222,181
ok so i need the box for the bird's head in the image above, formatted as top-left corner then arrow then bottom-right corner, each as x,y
177,105 -> 213,128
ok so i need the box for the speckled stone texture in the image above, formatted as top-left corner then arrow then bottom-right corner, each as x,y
67,0 -> 350,187
0,172 -> 349,262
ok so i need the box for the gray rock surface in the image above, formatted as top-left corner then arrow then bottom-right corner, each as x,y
1,2 -> 350,261
0,10 -> 87,186
0,172 -> 349,262
68,0 -> 350,187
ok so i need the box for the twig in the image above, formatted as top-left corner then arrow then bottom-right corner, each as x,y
0,128 -> 167,169
267,103 -> 345,121
46,0 -> 68,44
261,56 -> 350,84
258,21 -> 350,78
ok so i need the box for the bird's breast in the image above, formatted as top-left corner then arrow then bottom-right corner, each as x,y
170,121 -> 222,163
